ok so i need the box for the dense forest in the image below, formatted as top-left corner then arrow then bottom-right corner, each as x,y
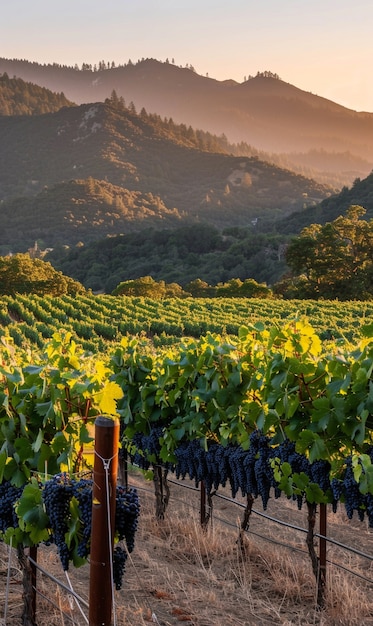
1,205 -> 372,302
0,72 -> 73,115
47,206 -> 373,300
0,254 -> 85,296
46,222 -> 288,292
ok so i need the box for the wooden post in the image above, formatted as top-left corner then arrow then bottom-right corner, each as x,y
89,416 -> 119,626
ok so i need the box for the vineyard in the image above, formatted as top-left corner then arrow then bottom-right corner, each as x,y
0,293 -> 373,351
1,297 -> 373,623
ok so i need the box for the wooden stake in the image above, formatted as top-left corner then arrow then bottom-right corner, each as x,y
89,416 -> 119,626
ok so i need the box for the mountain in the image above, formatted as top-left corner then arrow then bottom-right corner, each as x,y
1,58 -> 372,185
0,99 -> 331,252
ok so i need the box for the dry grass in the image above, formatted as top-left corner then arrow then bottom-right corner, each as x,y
1,472 -> 373,625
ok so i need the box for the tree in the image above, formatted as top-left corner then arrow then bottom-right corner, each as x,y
281,206 -> 373,300
110,89 -> 119,104
215,278 -> 272,298
0,254 -> 85,296
184,279 -> 215,297
112,276 -> 166,298
112,276 -> 189,299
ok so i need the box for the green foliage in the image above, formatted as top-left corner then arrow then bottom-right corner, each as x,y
2,315 -> 373,550
48,225 -> 288,292
112,276 -> 272,299
0,254 -> 85,296
0,293 -> 373,353
279,206 -> 373,300
0,330 -> 123,489
112,276 -> 189,299
15,478 -> 50,545
111,318 -> 373,505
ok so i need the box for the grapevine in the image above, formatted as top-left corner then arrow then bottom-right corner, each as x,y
1,316 -> 373,613
0,475 -> 140,589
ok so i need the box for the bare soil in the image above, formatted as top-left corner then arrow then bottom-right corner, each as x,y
2,470 -> 373,625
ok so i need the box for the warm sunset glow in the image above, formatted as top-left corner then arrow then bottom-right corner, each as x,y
2,0 -> 373,112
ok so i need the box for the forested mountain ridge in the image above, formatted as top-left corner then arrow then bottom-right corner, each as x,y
1,57 -> 372,186
0,99 -> 331,252
0,72 -> 73,115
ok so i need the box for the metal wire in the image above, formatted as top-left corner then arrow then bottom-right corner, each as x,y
17,466 -> 373,625
153,474 -> 373,585
27,556 -> 89,609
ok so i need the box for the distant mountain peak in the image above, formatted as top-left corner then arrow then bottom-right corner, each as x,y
1,56 -> 372,188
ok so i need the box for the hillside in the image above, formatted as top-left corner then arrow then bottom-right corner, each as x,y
0,100 -> 331,252
46,171 -> 373,293
0,72 -> 73,115
46,223 -> 288,293
276,170 -> 373,233
1,57 -> 372,185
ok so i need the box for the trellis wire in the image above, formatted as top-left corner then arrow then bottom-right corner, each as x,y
154,476 -> 373,584
7,470 -> 372,623
27,555 -> 89,608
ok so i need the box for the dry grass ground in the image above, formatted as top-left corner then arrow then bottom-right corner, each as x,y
1,470 -> 373,625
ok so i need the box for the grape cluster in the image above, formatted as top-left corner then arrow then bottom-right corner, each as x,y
42,473 -> 74,570
205,442 -> 231,492
174,431 -> 275,505
342,457 -> 365,521
112,545 -> 128,590
72,479 -> 93,558
132,428 -> 321,511
130,427 -> 165,470
131,428 -> 373,521
274,439 -> 310,475
331,477 -> 344,512
0,481 -> 23,532
175,439 -> 207,486
115,486 -> 140,553
254,434 -> 273,509
329,456 -> 373,525
310,460 -> 331,494
40,475 -> 141,573
229,445 -> 251,498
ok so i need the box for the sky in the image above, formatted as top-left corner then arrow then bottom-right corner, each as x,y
1,0 -> 373,112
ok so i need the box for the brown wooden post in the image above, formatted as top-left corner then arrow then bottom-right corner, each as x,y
89,416 -> 119,626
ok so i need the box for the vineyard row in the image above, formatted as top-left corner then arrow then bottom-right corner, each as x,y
0,293 -> 372,352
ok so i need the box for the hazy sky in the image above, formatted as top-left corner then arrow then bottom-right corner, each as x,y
2,0 -> 372,112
